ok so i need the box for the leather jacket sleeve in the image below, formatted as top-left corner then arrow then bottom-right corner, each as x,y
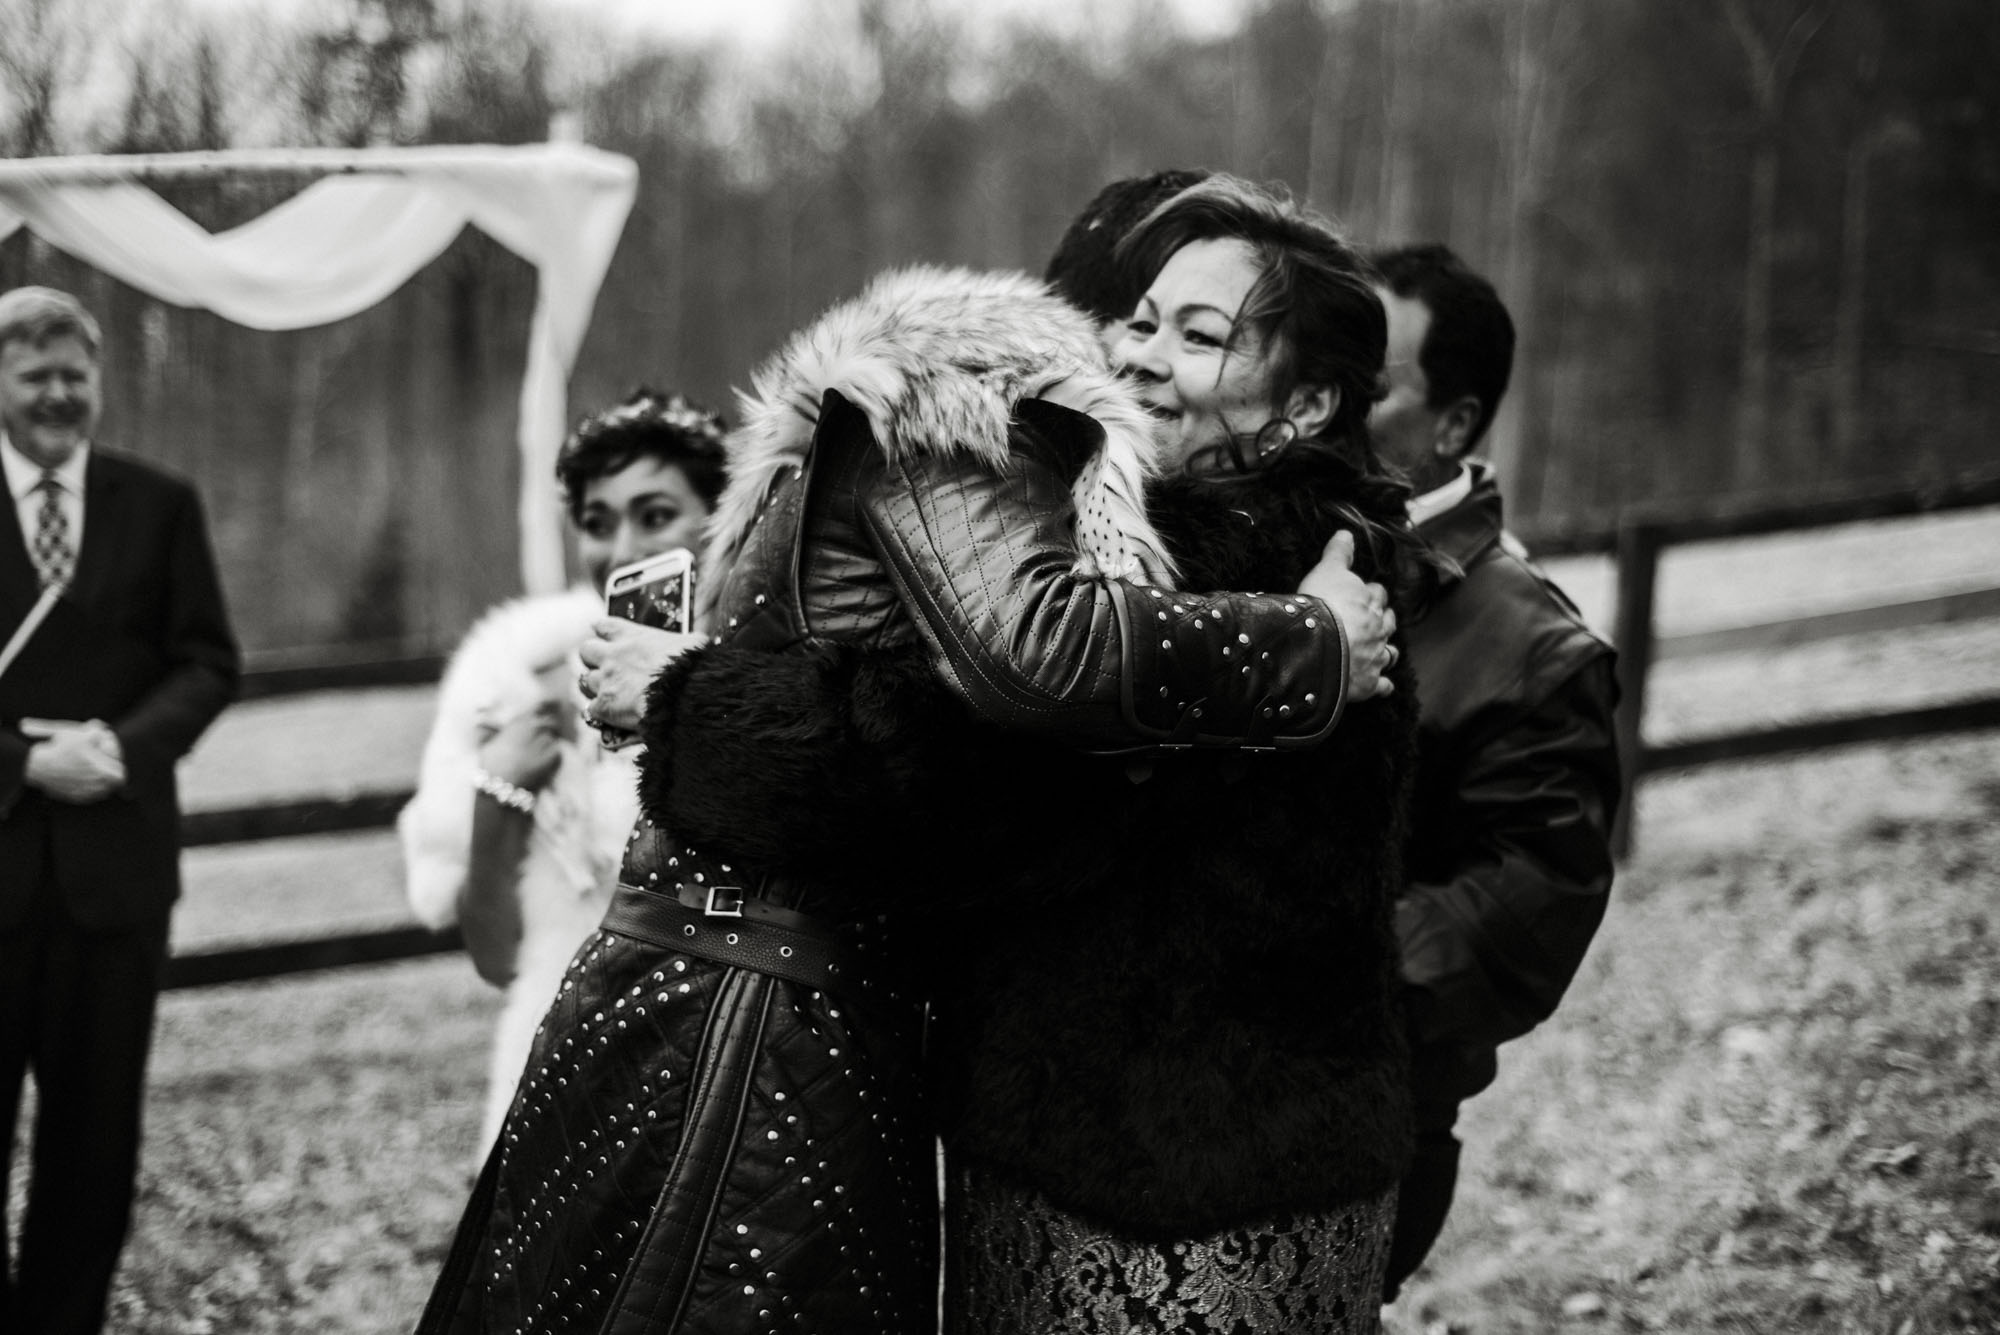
1396,653 -> 1622,1064
862,445 -> 1349,751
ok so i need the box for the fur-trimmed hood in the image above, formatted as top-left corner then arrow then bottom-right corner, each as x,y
703,265 -> 1176,604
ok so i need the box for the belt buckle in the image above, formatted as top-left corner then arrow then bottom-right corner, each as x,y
704,885 -> 745,918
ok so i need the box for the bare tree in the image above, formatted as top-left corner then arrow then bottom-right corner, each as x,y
423,0 -> 556,145
850,0 -> 964,271
1371,0 -> 1423,243
1489,0 -> 1583,513
1301,12 -> 1357,216
191,31 -> 228,149
1717,0 -> 1835,482
287,0 -> 441,146
0,0 -> 96,153
1230,0 -> 1328,189
1825,5 -> 1922,473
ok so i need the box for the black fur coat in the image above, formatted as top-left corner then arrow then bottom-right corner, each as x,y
639,447 -> 1420,1238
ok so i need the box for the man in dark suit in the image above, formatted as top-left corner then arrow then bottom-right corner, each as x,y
1366,245 -> 1623,1299
0,286 -> 239,1334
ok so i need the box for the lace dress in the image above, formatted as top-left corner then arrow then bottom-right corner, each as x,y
944,1155 -> 1395,1333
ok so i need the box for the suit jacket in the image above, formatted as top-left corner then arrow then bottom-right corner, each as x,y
0,447 -> 239,930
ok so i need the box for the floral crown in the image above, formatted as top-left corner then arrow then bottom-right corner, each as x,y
584,389 -> 728,447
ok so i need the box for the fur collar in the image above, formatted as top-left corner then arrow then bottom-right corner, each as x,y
705,265 -> 1176,591
433,587 -> 601,723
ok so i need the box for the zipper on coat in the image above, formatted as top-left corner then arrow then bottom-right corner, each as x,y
604,964 -> 774,1335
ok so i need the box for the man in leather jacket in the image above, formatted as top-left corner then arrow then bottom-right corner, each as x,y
1368,244 -> 1623,1298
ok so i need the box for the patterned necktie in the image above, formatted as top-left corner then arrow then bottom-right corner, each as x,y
31,472 -> 74,592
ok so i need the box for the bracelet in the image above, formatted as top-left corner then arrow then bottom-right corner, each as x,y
472,768 -> 537,813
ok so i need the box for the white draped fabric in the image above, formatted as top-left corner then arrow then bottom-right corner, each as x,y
0,145 -> 639,593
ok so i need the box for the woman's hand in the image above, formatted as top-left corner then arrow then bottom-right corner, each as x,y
1298,531 -> 1398,702
578,619 -> 705,733
476,701 -> 565,793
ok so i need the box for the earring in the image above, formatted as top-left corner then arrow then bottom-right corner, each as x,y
1251,418 -> 1299,466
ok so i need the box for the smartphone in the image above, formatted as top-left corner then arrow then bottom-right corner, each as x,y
605,547 -> 697,634
596,548 -> 697,749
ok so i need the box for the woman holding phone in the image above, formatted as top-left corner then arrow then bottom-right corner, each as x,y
398,389 -> 725,1151
419,264 -> 1400,1333
623,177 -> 1429,1331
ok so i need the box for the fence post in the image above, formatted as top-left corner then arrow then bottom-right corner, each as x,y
1610,518 -> 1662,858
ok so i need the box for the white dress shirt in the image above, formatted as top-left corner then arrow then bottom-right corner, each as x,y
1406,462 -> 1473,529
1,432 -> 89,566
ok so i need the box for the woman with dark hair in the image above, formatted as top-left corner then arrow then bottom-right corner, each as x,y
418,258 -> 1403,1333
638,176 -> 1430,1331
945,173 -> 1424,1334
400,390 -> 726,1151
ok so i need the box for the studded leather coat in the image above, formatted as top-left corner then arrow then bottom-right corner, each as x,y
641,444 -> 1425,1246
416,385 -> 1373,1334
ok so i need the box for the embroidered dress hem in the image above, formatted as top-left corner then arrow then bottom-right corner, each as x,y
944,1158 -> 1394,1335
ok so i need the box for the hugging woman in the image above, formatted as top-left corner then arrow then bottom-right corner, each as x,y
417,247 -> 1401,1330
638,175 -> 1430,1333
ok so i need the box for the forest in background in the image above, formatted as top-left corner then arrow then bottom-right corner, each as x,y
1,0 -> 1995,655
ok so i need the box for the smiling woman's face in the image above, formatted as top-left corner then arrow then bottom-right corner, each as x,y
1109,237 -> 1280,470
573,456 -> 712,593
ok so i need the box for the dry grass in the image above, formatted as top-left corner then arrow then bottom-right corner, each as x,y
11,510 -> 1998,1332
62,729 -> 1996,1334
1388,732 -> 2000,1334
102,959 -> 495,1335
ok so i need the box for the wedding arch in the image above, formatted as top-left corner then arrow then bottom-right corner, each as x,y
0,143 -> 639,594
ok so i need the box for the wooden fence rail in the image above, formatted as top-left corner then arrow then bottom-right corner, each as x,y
1510,468 -> 2000,856
162,470 -> 2000,989
164,924 -> 463,990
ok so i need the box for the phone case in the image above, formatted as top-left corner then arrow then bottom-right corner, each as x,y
604,548 -> 696,633
596,549 -> 697,750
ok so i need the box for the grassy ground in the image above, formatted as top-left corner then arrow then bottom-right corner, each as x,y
8,509 -> 1998,1332
1387,731 -> 2000,1334
70,729 -> 1996,1334
98,960 -> 495,1335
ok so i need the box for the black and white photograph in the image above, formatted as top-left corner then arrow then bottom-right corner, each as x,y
1,0 -> 1995,1330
